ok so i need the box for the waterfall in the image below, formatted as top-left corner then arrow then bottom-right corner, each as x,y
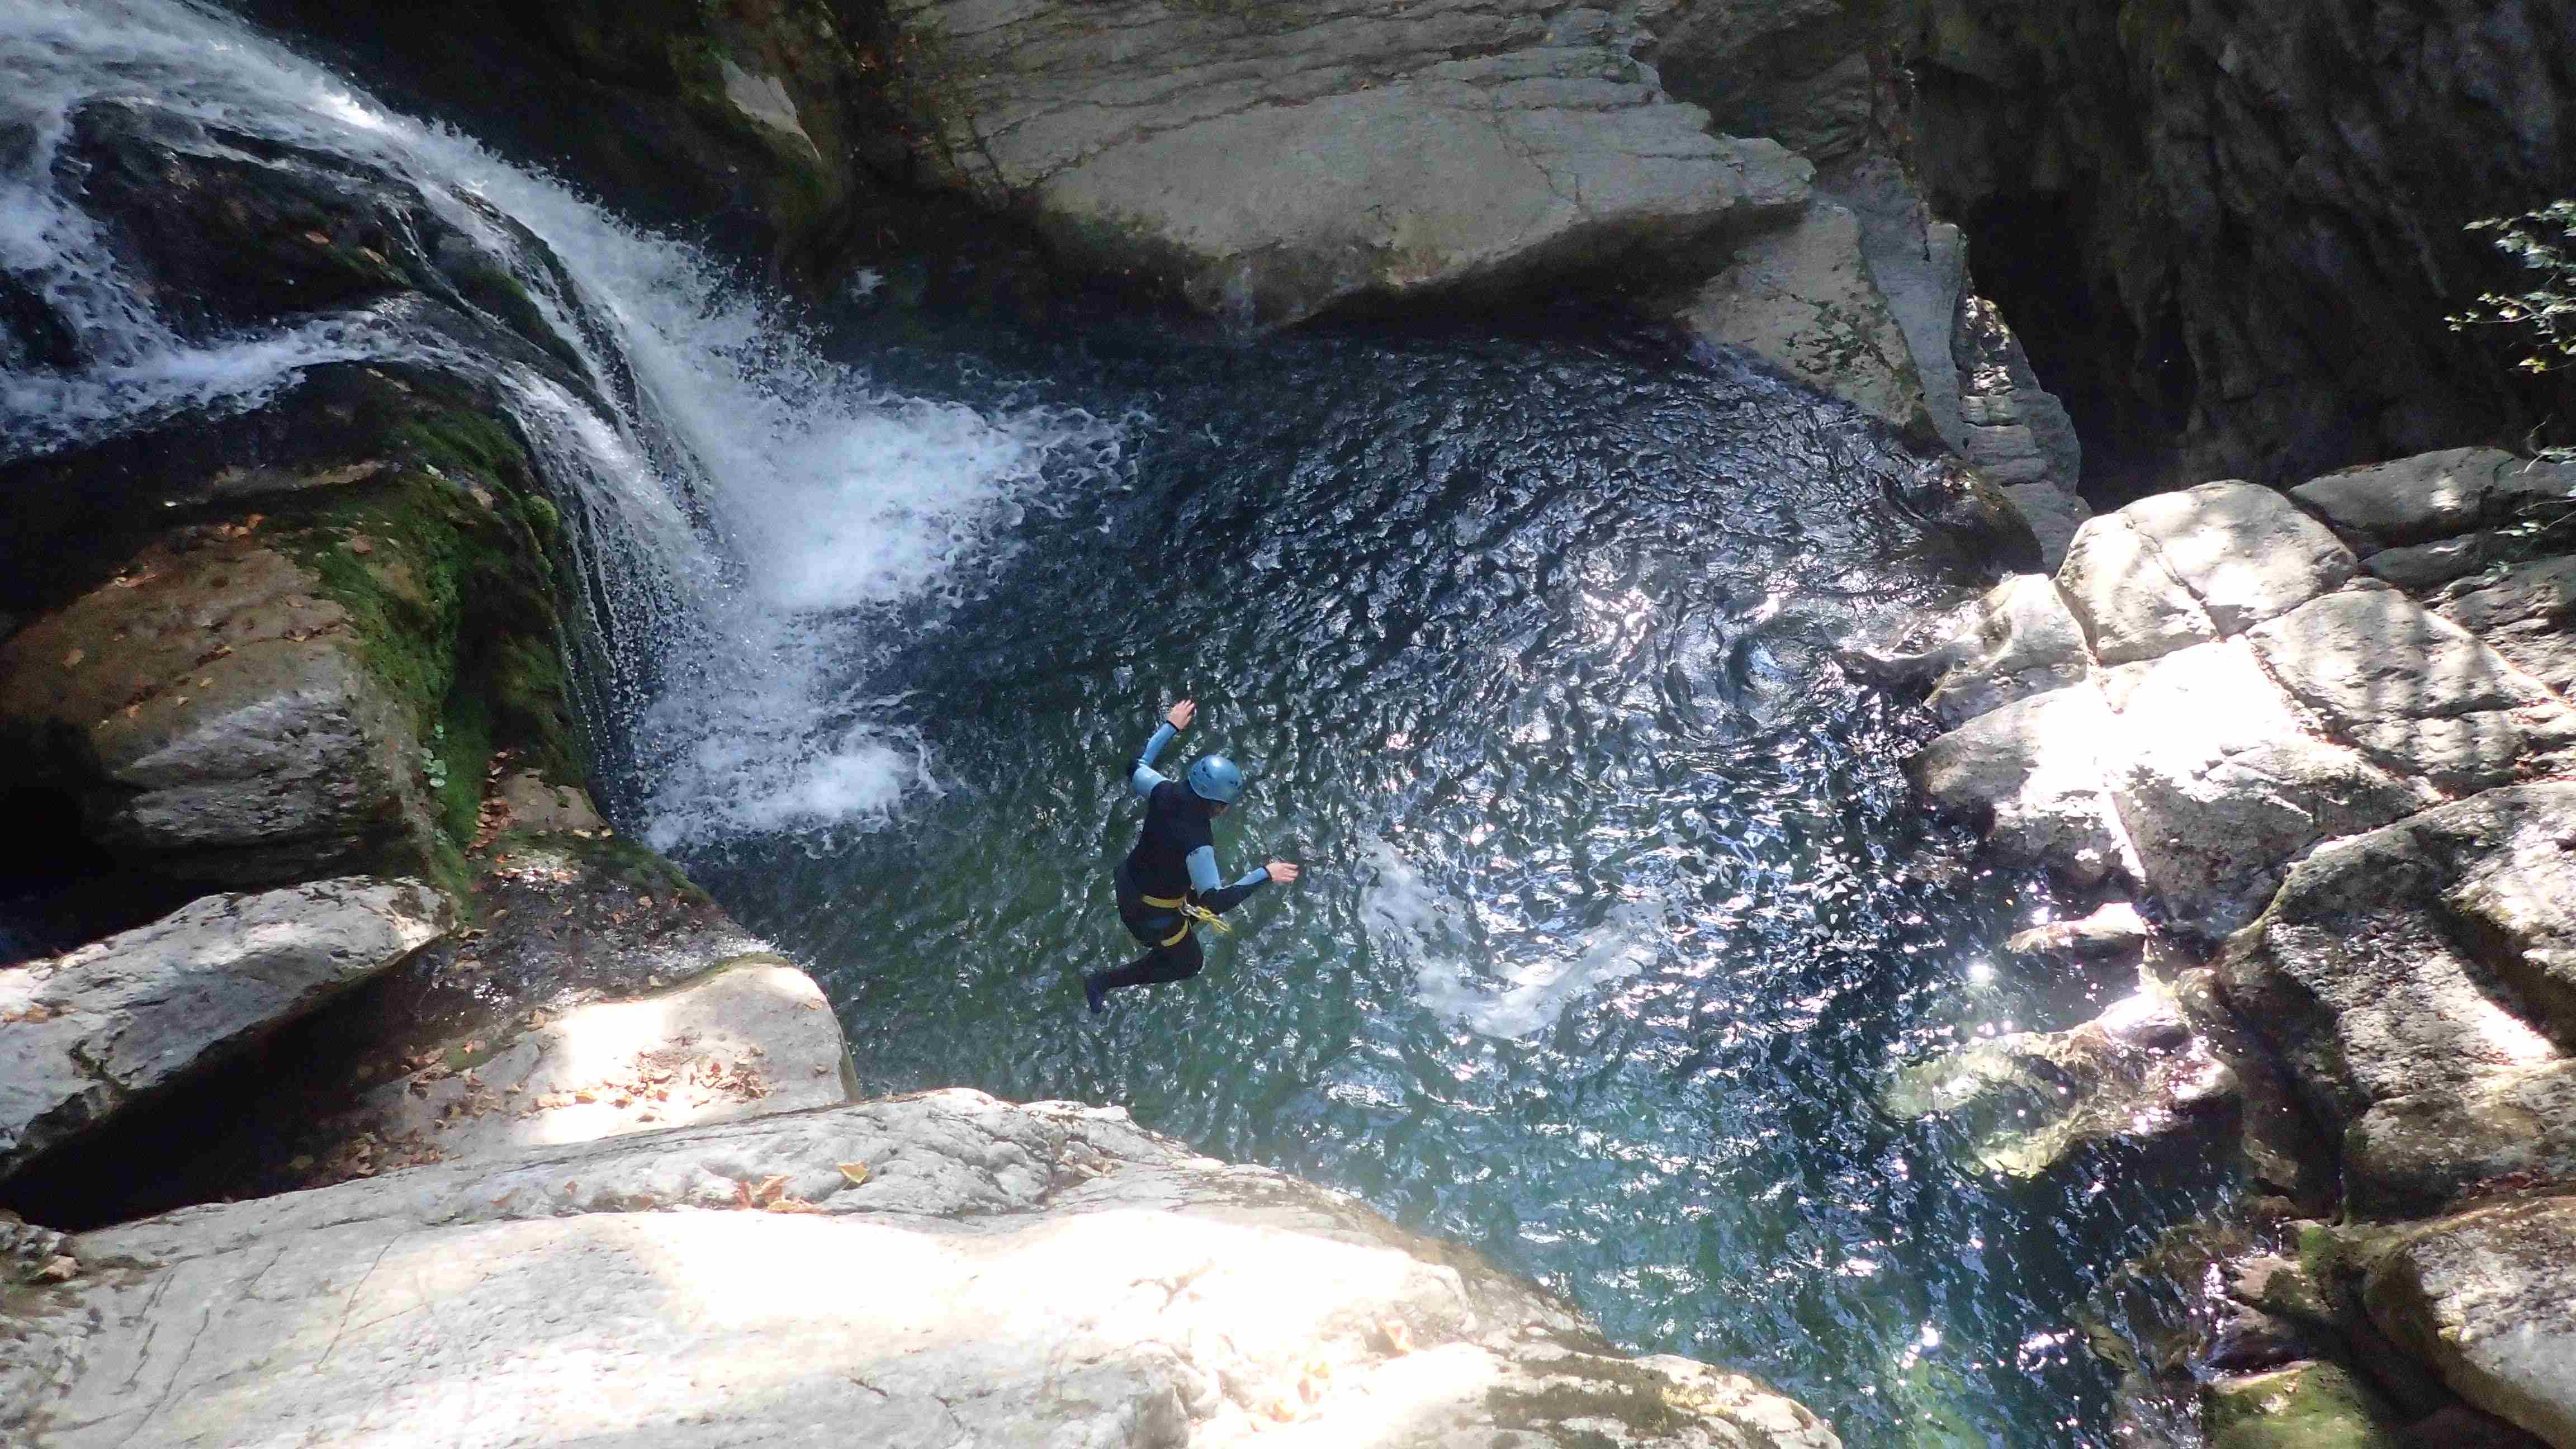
0,0 -> 1126,847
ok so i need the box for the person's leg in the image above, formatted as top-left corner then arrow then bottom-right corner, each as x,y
1085,932 -> 1204,1008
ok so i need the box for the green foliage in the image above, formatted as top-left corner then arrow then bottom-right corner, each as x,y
2452,199 -> 2576,459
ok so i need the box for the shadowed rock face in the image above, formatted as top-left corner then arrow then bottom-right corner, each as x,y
1895,0 -> 2576,498
1,1091 -> 1840,1449
0,879 -> 451,1182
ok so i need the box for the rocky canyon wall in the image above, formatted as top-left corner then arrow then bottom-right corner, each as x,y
1888,0 -> 2576,499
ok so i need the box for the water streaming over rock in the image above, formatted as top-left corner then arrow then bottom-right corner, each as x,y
1,0 -> 1119,847
1,4 -> 2234,1443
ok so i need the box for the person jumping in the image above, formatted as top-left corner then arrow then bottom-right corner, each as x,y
1084,698 -> 1299,1014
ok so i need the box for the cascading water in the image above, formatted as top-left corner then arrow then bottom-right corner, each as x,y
2,3 -> 2234,1445
1,0 -> 1120,849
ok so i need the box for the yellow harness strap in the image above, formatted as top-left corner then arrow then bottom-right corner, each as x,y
1142,892 -> 1232,946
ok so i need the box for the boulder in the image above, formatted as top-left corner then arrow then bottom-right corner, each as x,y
2005,901 -> 2150,963
2058,483 -> 2356,666
2346,1062 -> 2576,1220
2441,557 -> 2576,699
1883,974 -> 2232,1177
1675,201 -> 1931,432
1910,685 -> 2139,886
0,878 -> 449,1181
1,1090 -> 1840,1448
350,959 -> 852,1167
880,0 -> 1813,323
2291,451 -> 2576,550
2218,786 -> 2576,1142
0,534 -> 427,881
2103,640 -> 2427,938
2365,1197 -> 2576,1449
1645,0 -> 1882,164
1920,574 -> 2092,727
2199,1361 -> 2405,1449
2244,588 -> 2576,795
2367,534 -> 2507,593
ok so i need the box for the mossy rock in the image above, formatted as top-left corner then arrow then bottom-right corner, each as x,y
2201,1362 -> 2404,1449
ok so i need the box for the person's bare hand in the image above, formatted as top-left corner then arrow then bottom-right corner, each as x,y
1166,699 -> 1196,730
1265,861 -> 1301,884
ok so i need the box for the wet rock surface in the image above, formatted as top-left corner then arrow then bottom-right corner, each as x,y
1,1090 -> 1838,1449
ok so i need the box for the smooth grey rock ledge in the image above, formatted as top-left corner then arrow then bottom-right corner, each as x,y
3,1089 -> 1839,1449
0,878 -> 450,1182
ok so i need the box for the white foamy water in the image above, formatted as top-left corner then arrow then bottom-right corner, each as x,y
1365,836 -> 1661,1038
1,0 -> 1124,846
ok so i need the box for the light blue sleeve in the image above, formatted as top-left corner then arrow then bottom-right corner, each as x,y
1130,721 -> 1177,799
1230,865 -> 1271,889
1186,845 -> 1222,894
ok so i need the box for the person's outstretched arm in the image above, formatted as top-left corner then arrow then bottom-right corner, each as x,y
1129,699 -> 1196,798
1191,855 -> 1300,915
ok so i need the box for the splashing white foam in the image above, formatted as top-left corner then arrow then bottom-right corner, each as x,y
1366,838 -> 1660,1038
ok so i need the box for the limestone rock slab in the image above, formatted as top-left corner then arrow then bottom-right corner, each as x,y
2365,1197 -> 2576,1449
5,1091 -> 1839,1449
2058,482 -> 2355,666
0,534 -> 427,879
2347,1062 -> 2576,1220
884,0 -> 1812,323
1676,200 -> 1929,431
2442,556 -> 2576,698
356,959 -> 853,1166
2218,787 -> 2576,1140
2103,640 -> 2427,938
2246,588 -> 2576,795
0,878 -> 449,1181
2292,449 -> 2576,548
1910,684 -> 2138,886
1920,573 -> 2091,727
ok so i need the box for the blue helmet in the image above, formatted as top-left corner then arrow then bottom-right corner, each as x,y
1186,754 -> 1245,804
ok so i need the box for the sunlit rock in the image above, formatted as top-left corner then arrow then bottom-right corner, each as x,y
1920,574 -> 2092,727
2058,483 -> 2355,666
349,959 -> 853,1168
0,1091 -> 1839,1449
2218,785 -> 2576,1142
1673,201 -> 1931,434
2347,1062 -> 2576,1220
0,878 -> 449,1182
1883,973 -> 2231,1177
879,0 -> 1812,324
2244,588 -> 2576,795
2004,901 -> 2148,964
2441,557 -> 2576,699
1910,684 -> 2139,887
2103,639 -> 2426,937
2291,449 -> 2576,551
2365,1196 -> 2576,1449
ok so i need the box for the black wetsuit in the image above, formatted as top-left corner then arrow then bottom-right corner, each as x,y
1086,723 -> 1269,1005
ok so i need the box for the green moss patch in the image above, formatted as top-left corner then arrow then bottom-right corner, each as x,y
267,388 -> 589,891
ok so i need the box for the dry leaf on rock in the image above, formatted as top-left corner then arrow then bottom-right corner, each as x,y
836,1162 -> 870,1186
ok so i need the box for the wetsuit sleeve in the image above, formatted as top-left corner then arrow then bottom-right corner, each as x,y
1129,721 -> 1177,798
1195,854 -> 1271,915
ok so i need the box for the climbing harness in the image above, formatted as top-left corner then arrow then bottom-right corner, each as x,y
1140,891 -> 1234,946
